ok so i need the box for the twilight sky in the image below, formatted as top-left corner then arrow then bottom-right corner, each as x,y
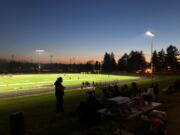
0,0 -> 180,63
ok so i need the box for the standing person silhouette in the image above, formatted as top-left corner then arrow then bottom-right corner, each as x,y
54,77 -> 65,113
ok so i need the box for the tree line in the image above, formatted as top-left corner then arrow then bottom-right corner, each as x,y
102,51 -> 146,72
152,45 -> 179,71
102,45 -> 179,72
0,45 -> 179,73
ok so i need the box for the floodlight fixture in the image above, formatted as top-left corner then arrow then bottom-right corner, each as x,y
35,49 -> 45,73
146,31 -> 155,37
35,50 -> 45,54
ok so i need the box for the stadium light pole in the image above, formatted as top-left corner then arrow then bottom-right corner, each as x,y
146,31 -> 155,82
50,55 -> 53,64
35,50 -> 45,73
11,55 -> 15,61
69,58 -> 72,72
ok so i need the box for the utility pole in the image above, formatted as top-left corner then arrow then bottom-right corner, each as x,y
50,55 -> 53,64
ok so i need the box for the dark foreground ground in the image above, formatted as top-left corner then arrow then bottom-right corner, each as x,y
0,74 -> 180,135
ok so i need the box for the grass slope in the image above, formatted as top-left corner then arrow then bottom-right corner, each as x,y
0,74 -> 179,135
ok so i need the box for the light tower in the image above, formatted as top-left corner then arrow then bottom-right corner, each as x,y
50,55 -> 53,64
35,50 -> 45,73
146,31 -> 155,82
11,55 -> 15,61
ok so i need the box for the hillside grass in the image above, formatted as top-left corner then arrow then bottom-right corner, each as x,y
0,73 -> 180,135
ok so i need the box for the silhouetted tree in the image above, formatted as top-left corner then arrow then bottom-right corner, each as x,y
102,52 -> 111,72
85,61 -> 94,72
127,51 -> 146,71
139,51 -> 146,69
166,45 -> 179,71
110,52 -> 117,71
157,49 -> 166,71
102,52 -> 117,72
0,59 -> 8,73
118,53 -> 128,70
94,61 -> 100,72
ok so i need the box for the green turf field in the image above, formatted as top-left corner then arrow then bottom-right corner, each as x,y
0,73 -> 140,92
0,74 -> 179,135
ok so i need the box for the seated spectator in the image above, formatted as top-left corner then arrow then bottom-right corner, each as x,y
142,89 -> 148,101
150,110 -> 167,125
143,86 -> 154,106
120,84 -> 129,97
135,89 -> 145,106
130,82 -> 139,98
167,85 -> 175,94
101,88 -> 110,101
77,91 -> 103,121
87,91 -> 96,104
153,83 -> 159,99
107,85 -> 114,97
148,110 -> 167,135
173,79 -> 180,91
138,110 -> 167,135
149,119 -> 165,135
77,101 -> 88,120
112,84 -> 120,97
163,80 -> 180,94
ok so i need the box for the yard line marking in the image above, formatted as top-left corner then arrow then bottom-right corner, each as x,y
0,84 -> 6,87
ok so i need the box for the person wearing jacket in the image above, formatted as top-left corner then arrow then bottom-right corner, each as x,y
54,77 -> 65,113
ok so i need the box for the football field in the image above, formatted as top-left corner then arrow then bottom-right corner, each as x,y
0,73 -> 140,92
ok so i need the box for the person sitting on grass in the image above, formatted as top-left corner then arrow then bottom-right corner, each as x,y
77,91 -> 103,121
